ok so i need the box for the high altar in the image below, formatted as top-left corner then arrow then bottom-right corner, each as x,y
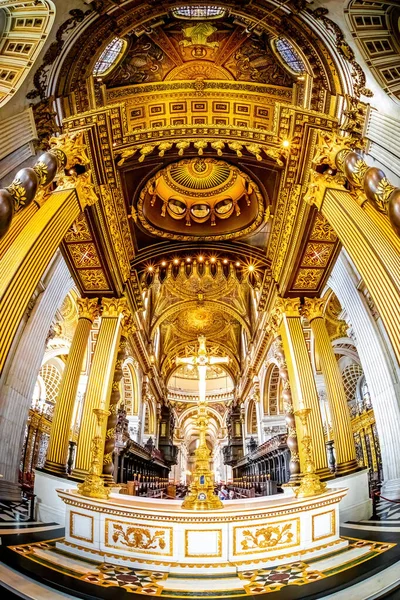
57,334 -> 348,573
57,488 -> 347,574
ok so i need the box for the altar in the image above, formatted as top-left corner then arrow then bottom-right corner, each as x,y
57,487 -> 348,575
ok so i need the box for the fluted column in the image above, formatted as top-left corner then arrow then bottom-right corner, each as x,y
274,298 -> 330,477
71,298 -> 129,480
0,177 -> 98,376
303,298 -> 358,475
305,169 -> 400,366
43,298 -> 99,475
0,252 -> 72,482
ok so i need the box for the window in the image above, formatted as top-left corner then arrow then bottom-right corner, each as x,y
39,363 -> 62,404
382,66 -> 400,82
0,68 -> 17,82
274,38 -> 306,75
355,15 -> 382,27
0,3 -> 54,107
5,41 -> 33,55
172,5 -> 226,19
14,17 -> 44,29
365,39 -> 392,55
93,37 -> 126,77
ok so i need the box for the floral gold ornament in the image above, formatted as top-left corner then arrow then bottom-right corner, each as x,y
241,522 -> 294,550
49,130 -> 90,169
294,408 -> 327,498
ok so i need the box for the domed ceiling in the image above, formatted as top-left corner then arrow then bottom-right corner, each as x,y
137,158 -> 265,240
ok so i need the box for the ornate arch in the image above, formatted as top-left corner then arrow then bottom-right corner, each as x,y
263,360 -> 281,416
151,299 -> 251,339
246,398 -> 258,435
177,404 -> 224,430
122,357 -> 140,416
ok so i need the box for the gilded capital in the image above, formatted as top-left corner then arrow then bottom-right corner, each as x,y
302,298 -> 326,322
274,297 -> 301,318
101,297 -> 130,318
55,170 -> 98,209
304,170 -> 346,211
50,130 -> 90,170
77,297 -> 99,322
312,130 -> 354,171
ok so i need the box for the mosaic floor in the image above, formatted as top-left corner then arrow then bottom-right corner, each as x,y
7,536 -> 396,598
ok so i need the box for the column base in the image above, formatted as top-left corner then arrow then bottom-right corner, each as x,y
70,468 -> 88,481
42,460 -> 67,476
336,459 -> 360,476
316,466 -> 334,481
103,474 -> 117,487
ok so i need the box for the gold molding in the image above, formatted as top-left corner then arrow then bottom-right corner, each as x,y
184,529 -> 223,558
69,511 -> 94,543
312,510 -> 336,542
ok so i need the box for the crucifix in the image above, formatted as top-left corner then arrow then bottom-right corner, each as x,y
176,335 -> 229,510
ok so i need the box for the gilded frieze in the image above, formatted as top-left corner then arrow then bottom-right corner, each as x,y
105,518 -> 173,556
233,518 -> 300,556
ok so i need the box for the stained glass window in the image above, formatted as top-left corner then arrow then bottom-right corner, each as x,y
93,37 -> 126,77
274,38 -> 306,75
172,5 -> 225,19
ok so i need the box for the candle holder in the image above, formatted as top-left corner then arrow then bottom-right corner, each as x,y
294,408 -> 327,498
77,407 -> 111,499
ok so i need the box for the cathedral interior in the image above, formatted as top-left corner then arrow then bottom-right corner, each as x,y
0,0 -> 399,598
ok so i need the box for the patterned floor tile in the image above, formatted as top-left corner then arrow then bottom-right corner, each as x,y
5,536 -> 396,598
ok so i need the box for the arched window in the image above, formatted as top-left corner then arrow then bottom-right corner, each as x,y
39,362 -> 62,404
0,1 -> 55,107
93,37 -> 127,77
172,5 -> 226,20
273,37 -> 306,75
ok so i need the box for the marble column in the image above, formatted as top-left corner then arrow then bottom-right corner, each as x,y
303,298 -> 358,475
71,298 -> 129,480
275,298 -> 330,478
329,251 -> 400,499
43,298 -> 99,475
0,252 -> 72,482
